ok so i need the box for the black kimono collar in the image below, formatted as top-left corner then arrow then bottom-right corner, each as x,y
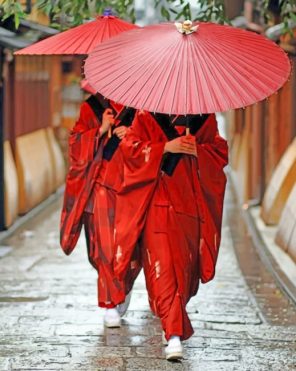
152,112 -> 209,141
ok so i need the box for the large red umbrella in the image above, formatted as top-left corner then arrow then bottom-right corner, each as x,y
84,21 -> 291,115
14,11 -> 138,55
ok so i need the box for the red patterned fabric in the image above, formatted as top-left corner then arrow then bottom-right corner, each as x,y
114,111 -> 228,339
60,98 -> 141,307
83,184 -> 141,307
60,101 -> 102,254
142,203 -> 200,340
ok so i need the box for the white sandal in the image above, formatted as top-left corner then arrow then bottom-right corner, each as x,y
104,308 -> 121,328
165,336 -> 183,361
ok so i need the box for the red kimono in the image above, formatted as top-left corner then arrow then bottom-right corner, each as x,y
60,95 -> 140,308
114,111 -> 228,340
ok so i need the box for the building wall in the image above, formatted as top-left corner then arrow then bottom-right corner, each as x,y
229,54 -> 296,205
1,51 -> 68,229
227,38 -> 296,259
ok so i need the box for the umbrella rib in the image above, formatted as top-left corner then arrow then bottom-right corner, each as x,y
16,16 -> 138,55
203,23 -> 287,72
87,33 -> 147,72
123,39 -> 181,110
83,22 -> 290,114
106,18 -> 111,41
193,41 -> 217,112
201,47 -> 269,108
86,33 -> 179,107
203,46 -> 287,110
86,40 -> 152,81
190,47 -> 203,113
223,44 -> 286,73
49,24 -> 95,54
84,21 -> 104,52
87,48 -> 164,104
87,40 -> 162,91
220,46 -> 286,93
193,38 -> 250,109
51,22 -> 95,54
151,39 -> 186,114
201,35 -> 288,96
169,41 -> 186,115
190,42 -> 213,112
216,37 -> 287,74
129,36 -> 187,112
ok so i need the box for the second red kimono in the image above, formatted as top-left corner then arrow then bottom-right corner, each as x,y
60,95 -> 141,308
114,111 -> 228,340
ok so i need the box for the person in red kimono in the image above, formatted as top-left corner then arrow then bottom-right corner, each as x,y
113,111 -> 228,360
60,92 -> 141,328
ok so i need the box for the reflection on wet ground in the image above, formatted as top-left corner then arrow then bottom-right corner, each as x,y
0,187 -> 295,370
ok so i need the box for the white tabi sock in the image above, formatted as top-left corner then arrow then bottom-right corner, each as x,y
168,335 -> 181,346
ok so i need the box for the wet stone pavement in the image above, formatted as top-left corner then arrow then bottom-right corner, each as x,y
0,187 -> 296,371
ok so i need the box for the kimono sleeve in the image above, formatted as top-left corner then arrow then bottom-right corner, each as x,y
68,102 -> 101,169
60,102 -> 103,254
194,115 -> 229,283
120,113 -> 166,190
114,112 -> 166,280
196,131 -> 228,210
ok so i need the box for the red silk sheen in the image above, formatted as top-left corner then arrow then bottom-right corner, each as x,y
60,102 -> 102,254
83,186 -> 126,307
60,99 -> 141,307
114,111 -> 228,284
60,99 -> 126,254
113,111 -> 228,339
142,202 -> 200,340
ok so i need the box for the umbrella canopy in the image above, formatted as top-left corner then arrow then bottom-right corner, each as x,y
84,21 -> 291,115
14,13 -> 138,55
80,79 -> 96,95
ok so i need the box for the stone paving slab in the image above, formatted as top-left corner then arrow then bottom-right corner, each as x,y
0,191 -> 296,370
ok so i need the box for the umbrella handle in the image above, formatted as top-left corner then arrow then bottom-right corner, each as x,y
186,116 -> 190,136
108,127 -> 113,138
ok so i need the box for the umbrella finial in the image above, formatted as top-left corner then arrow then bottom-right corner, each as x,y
103,8 -> 113,17
175,20 -> 199,35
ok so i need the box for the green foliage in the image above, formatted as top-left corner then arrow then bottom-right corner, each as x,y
156,0 -> 227,23
280,0 -> 296,34
35,0 -> 135,29
260,0 -> 296,34
1,0 -> 26,29
194,0 -> 226,23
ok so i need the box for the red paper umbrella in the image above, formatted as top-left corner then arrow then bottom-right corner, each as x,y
80,79 -> 96,94
14,12 -> 138,55
84,21 -> 291,115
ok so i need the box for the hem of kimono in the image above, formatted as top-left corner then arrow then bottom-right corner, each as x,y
98,302 -> 116,309
165,329 -> 194,342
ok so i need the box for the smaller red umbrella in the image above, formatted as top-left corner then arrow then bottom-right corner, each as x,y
80,79 -> 96,95
14,10 -> 138,55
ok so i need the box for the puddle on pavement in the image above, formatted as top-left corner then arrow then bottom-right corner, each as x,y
0,246 -> 13,258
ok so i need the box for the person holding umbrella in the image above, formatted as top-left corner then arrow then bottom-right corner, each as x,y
113,110 -> 228,359
15,11 -> 141,327
84,19 -> 290,360
60,87 -> 140,327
